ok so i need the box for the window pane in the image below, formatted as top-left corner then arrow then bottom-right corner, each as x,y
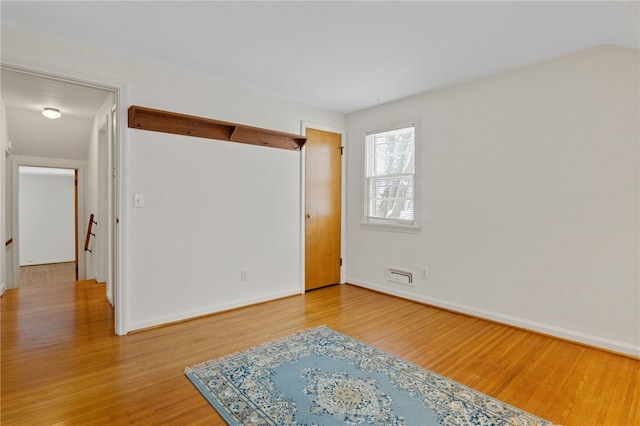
373,127 -> 414,176
365,124 -> 416,225
368,176 -> 414,220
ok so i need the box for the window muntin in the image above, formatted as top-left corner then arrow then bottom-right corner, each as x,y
365,124 -> 415,225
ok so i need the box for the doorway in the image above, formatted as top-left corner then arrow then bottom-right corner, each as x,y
2,64 -> 122,333
304,127 -> 343,291
18,166 -> 77,287
10,158 -> 87,288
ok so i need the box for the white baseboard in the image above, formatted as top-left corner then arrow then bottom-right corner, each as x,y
126,288 -> 300,333
348,279 -> 640,358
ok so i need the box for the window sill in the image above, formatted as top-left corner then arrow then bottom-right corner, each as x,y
360,222 -> 422,234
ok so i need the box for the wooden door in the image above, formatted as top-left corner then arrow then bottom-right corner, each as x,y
305,128 -> 341,291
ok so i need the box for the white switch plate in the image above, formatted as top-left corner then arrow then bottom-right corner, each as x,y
134,194 -> 144,208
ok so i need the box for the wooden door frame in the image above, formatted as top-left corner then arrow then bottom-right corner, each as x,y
300,121 -> 347,294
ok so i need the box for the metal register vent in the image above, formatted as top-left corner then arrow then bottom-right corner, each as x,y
386,267 -> 414,285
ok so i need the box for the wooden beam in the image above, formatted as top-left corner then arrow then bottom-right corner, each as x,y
128,106 -> 306,150
229,125 -> 304,150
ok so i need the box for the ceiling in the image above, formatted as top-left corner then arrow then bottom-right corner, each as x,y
1,1 -> 639,160
1,69 -> 111,160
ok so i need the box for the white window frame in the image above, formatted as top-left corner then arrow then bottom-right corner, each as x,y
361,120 -> 421,233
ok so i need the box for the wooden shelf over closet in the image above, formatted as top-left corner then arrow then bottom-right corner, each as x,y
128,106 -> 306,151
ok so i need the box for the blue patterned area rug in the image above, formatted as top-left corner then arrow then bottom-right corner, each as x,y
185,326 -> 553,425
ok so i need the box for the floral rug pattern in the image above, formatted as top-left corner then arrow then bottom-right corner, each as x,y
185,326 -> 552,425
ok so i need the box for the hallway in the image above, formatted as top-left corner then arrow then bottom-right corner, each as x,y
19,261 -> 75,288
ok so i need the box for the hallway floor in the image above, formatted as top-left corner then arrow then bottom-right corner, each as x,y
19,261 -> 75,288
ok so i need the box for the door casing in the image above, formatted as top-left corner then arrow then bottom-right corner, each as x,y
1,63 -> 125,335
10,157 -> 87,286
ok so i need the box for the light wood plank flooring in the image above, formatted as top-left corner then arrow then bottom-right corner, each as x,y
1,281 -> 638,425
19,261 -> 76,288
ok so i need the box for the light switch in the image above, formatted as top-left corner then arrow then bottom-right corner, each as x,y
134,194 -> 144,208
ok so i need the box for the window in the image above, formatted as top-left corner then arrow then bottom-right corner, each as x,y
364,123 -> 417,229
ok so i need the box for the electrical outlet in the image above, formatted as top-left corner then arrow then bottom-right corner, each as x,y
241,270 -> 248,281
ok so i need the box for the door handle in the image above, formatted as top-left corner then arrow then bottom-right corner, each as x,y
306,213 -> 314,219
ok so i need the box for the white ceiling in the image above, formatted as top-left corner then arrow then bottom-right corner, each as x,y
1,1 -> 639,159
1,69 -> 111,160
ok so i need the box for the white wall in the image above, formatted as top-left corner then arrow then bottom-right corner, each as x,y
18,168 -> 75,265
1,27 -> 346,332
346,45 -> 640,356
85,92 -> 114,284
8,29 -> 635,356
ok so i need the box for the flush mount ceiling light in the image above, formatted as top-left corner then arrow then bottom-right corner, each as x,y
42,107 -> 62,119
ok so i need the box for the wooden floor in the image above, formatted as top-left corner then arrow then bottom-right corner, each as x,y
19,261 -> 75,288
1,281 -> 638,425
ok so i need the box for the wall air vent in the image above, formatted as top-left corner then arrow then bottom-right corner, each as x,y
386,267 -> 414,285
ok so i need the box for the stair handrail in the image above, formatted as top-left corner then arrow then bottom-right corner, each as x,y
84,214 -> 97,253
